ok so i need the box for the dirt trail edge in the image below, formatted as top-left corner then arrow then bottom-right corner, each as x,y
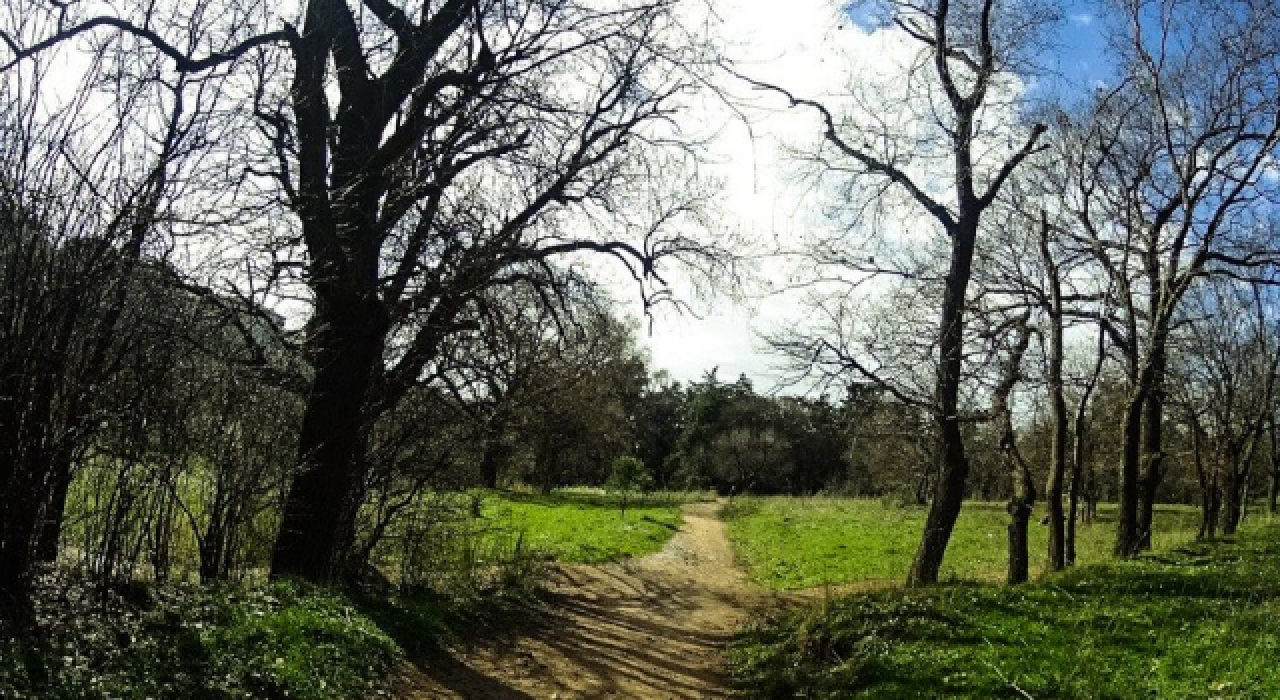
399,501 -> 799,699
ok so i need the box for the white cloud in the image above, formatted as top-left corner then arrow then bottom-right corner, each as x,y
619,0 -> 929,389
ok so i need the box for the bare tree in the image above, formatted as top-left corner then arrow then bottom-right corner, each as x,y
1066,322 -> 1107,563
744,0 -> 1053,585
1057,0 -> 1280,555
986,314 -> 1033,584
0,20 -> 223,597
1176,279 -> 1280,537
978,192 -> 1103,572
4,0 -> 725,583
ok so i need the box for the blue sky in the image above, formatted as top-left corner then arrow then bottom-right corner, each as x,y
1044,1 -> 1115,94
844,1 -> 1115,95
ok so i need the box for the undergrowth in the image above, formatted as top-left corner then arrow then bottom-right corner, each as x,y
0,488 -> 684,699
0,579 -> 399,700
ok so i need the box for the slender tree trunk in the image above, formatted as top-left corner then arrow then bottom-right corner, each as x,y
1001,322 -> 1034,585
1070,323 -> 1105,555
1268,416 -> 1279,515
1036,220 -> 1069,571
1190,414 -> 1213,540
36,452 -> 73,563
1045,330 -> 1068,571
1007,498 -> 1032,584
1067,396 -> 1093,563
1270,468 -> 1279,516
908,223 -> 976,588
1066,472 -> 1079,565
1206,475 -> 1221,539
985,318 -> 1034,585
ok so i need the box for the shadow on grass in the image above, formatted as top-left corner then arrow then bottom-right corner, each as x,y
642,514 -> 681,531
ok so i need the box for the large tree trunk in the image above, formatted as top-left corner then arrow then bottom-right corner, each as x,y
1136,344 -> 1168,551
1115,388 -> 1146,557
479,439 -> 502,490
0,463 -> 45,597
907,224 -> 976,588
271,291 -> 385,583
1222,470 -> 1246,536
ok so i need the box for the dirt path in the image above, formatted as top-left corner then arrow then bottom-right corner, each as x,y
399,501 -> 797,699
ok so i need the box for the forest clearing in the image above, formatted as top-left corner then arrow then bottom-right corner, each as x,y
4,0 -> 1280,697
5,491 -> 1275,698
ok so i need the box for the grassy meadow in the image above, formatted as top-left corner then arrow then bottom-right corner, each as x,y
478,489 -> 696,564
724,497 -> 1204,589
731,521 -> 1280,699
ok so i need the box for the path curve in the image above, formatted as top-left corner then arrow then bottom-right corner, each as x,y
399,501 -> 796,699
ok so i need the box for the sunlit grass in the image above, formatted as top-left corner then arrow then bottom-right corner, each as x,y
724,497 -> 1202,589
730,523 -> 1280,699
480,490 -> 691,564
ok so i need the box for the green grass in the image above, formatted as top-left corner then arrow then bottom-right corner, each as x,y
724,498 -> 1202,590
730,521 -> 1280,699
481,490 -> 687,564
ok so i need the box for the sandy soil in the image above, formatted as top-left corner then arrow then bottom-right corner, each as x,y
398,501 -> 802,699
